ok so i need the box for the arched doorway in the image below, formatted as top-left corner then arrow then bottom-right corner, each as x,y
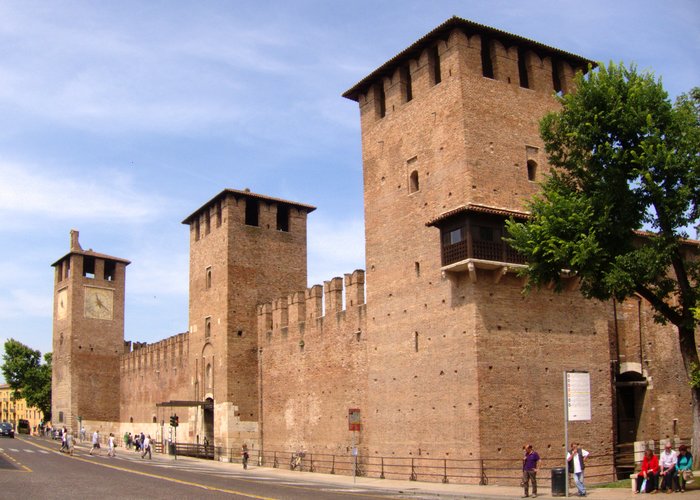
203,397 -> 214,445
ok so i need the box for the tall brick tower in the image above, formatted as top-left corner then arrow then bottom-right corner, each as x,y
182,189 -> 315,448
343,17 -> 615,460
51,230 -> 129,431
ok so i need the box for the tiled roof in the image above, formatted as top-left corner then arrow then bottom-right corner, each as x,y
426,203 -> 530,227
182,188 -> 316,225
51,248 -> 130,267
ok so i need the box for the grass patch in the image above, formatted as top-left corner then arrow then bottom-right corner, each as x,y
593,478 -> 631,489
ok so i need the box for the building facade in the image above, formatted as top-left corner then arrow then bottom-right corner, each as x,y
51,17 -> 694,481
0,384 -> 44,433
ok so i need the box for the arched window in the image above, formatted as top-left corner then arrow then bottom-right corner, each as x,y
409,170 -> 419,193
527,160 -> 537,181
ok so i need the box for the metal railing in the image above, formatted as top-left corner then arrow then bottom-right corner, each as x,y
442,239 -> 525,267
205,449 -> 620,486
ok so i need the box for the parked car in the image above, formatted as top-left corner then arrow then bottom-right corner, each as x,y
0,422 -> 14,438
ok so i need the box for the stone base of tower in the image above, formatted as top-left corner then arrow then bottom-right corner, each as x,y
214,401 -> 259,460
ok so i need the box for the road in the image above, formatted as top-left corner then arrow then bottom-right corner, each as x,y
0,436 -> 407,500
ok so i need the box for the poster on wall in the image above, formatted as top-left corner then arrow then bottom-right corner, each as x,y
348,408 -> 361,431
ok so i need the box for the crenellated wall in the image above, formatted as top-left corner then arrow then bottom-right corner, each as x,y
120,332 -> 191,424
257,270 -> 368,455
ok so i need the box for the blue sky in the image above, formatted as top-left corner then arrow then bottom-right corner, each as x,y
0,0 -> 698,374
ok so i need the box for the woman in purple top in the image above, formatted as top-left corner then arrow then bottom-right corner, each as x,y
522,444 -> 541,498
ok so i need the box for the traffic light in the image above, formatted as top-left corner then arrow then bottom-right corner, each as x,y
174,415 -> 179,427
169,415 -> 177,427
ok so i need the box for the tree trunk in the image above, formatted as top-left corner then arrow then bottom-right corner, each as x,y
692,386 -> 700,459
677,324 -> 700,458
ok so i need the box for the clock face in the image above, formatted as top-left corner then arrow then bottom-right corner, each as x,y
84,287 -> 114,320
57,289 -> 68,320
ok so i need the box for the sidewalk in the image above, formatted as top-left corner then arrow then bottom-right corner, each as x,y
59,437 -> 669,499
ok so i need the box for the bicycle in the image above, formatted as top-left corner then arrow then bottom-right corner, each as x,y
290,451 -> 305,471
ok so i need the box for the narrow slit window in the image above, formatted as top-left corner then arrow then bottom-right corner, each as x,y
216,201 -> 222,227
194,218 -> 200,241
414,332 -> 419,352
205,266 -> 212,290
276,205 -> 290,232
527,160 -> 537,181
430,45 -> 441,85
376,83 -> 386,118
409,170 -> 419,193
481,38 -> 494,78
245,199 -> 259,226
552,59 -> 562,93
205,317 -> 212,339
204,209 -> 211,235
401,65 -> 412,102
517,47 -> 529,89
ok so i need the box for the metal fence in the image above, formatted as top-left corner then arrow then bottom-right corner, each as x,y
193,448 -> 620,486
111,437 -> 693,487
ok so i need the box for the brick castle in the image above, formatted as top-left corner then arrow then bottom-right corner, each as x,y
51,17 -> 693,480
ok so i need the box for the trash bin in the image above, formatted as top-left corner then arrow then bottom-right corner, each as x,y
551,467 -> 566,496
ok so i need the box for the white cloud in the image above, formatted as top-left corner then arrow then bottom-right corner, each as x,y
0,161 -> 168,224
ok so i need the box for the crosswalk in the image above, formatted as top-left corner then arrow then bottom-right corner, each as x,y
0,448 -> 50,454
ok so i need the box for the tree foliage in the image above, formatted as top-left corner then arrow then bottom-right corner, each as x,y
1,339 -> 52,421
506,61 -> 700,448
508,63 -> 700,325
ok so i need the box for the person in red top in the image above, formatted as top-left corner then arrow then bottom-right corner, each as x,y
636,448 -> 660,493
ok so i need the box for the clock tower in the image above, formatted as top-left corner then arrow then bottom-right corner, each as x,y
51,230 -> 129,431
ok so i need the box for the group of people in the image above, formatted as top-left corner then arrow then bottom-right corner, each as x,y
521,442 -> 591,498
121,431 -> 152,458
523,440 -> 694,497
88,430 -> 114,457
637,442 -> 694,493
83,429 -> 151,459
57,426 -> 74,455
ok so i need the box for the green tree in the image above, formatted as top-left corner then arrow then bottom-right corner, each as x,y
506,63 -> 700,451
1,339 -> 52,422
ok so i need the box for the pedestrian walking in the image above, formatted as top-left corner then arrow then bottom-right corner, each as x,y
66,429 -> 74,456
522,444 -> 540,498
242,444 -> 249,470
141,434 -> 152,459
60,427 -> 67,453
108,432 -> 116,457
89,430 -> 101,455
